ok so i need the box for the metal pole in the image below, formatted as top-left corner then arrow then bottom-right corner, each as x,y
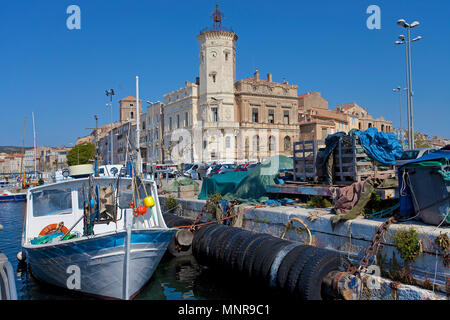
398,90 -> 403,148
110,97 -> 114,164
32,112 -> 37,179
407,27 -> 415,149
403,39 -> 411,150
136,76 -> 141,174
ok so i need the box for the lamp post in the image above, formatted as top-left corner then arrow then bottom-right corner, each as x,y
105,89 -> 115,164
396,19 -> 421,150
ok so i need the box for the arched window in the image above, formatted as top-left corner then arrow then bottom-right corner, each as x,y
252,135 -> 260,152
284,136 -> 291,151
268,135 -> 276,152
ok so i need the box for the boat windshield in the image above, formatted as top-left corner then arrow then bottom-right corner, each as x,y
32,188 -> 72,217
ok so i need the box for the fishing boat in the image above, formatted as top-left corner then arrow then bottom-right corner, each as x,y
21,169 -> 176,300
0,190 -> 26,202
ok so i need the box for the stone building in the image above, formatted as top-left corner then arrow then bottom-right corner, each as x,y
298,92 -> 349,141
335,102 -> 393,132
235,70 -> 299,161
119,96 -> 143,124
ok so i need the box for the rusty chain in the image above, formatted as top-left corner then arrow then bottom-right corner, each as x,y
347,216 -> 398,275
190,199 -> 239,232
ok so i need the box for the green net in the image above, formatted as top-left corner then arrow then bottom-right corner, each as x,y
198,156 -> 294,204
165,176 -> 200,192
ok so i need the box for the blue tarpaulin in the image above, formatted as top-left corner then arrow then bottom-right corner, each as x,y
353,127 -> 403,165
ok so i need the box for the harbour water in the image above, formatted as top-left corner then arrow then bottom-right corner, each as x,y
0,201 -> 280,300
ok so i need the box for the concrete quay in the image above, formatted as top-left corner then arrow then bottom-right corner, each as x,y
160,195 -> 449,300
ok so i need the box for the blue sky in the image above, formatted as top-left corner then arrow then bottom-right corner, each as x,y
1,0 -> 449,147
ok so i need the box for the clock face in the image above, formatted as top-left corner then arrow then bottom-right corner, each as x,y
211,51 -> 217,58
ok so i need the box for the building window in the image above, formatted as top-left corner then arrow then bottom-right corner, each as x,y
130,112 -> 134,119
252,135 -> 260,152
225,52 -> 229,61
169,117 -> 172,131
212,107 -> 218,122
268,109 -> 274,124
268,136 -> 276,152
185,112 -> 189,127
252,108 -> 259,123
225,136 -> 231,148
177,114 -> 180,129
284,136 -> 291,151
283,110 -> 290,124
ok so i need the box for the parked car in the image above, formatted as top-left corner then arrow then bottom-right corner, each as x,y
197,165 -> 210,180
235,163 -> 250,171
217,164 -> 236,174
246,162 -> 260,171
208,165 -> 222,176
395,148 -> 439,167
183,163 -> 203,179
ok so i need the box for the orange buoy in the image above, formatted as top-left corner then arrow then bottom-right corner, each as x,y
139,206 -> 147,215
39,224 -> 69,236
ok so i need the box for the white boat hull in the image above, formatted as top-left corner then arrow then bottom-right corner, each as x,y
23,229 -> 176,299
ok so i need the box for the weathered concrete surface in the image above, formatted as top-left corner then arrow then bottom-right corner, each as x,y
160,196 -> 449,300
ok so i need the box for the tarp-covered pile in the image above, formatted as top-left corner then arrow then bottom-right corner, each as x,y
398,150 -> 450,226
198,155 -> 293,204
318,128 -> 403,184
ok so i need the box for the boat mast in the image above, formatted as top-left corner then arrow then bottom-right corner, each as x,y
135,76 -> 142,175
20,117 -> 26,189
32,112 -> 37,179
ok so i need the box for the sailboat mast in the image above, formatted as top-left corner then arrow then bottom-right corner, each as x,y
32,112 -> 37,178
135,76 -> 141,174
20,117 -> 26,189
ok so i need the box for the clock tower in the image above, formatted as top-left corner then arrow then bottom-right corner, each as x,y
196,4 -> 239,161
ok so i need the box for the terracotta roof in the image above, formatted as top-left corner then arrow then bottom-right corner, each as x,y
120,96 -> 137,101
298,92 -> 320,99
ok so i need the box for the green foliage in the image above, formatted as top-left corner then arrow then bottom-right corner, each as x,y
306,196 -> 332,208
207,192 -> 223,215
165,194 -> 179,212
66,143 -> 95,166
362,191 -> 399,216
393,228 -> 421,263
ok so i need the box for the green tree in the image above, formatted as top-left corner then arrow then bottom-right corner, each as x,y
67,143 -> 95,166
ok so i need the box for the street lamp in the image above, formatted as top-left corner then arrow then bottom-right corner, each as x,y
105,89 -> 115,164
396,19 -> 421,150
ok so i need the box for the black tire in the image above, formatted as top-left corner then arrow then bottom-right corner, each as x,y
276,245 -> 309,290
296,250 -> 341,300
202,226 -> 230,265
258,240 -> 292,282
285,246 -> 325,294
242,235 -> 276,277
210,227 -> 235,265
250,238 -> 285,279
235,233 -> 270,274
192,224 -> 216,257
219,229 -> 248,267
163,214 -> 178,227
170,216 -> 194,227
193,225 -> 224,264
228,231 -> 256,272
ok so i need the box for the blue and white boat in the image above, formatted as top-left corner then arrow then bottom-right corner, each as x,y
0,190 -> 26,202
21,173 -> 176,300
